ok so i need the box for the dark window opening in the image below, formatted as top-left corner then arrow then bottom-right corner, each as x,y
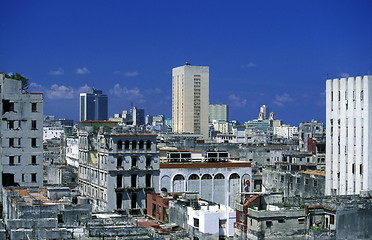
125,140 -> 130,149
152,203 -> 156,216
31,155 -> 37,165
131,174 -> 137,187
117,156 -> 122,167
266,221 -> 273,228
116,193 -> 122,209
31,120 -> 37,130
131,193 -> 137,209
146,157 -> 151,167
3,100 -> 14,113
132,140 -> 137,149
194,218 -> 199,228
31,138 -> 37,148
31,173 -> 37,182
31,103 -> 37,112
57,214 -> 64,223
330,215 -> 335,225
352,163 -> 355,174
8,120 -> 14,129
9,138 -> 14,147
132,156 -> 137,167
117,174 -> 122,188
9,156 -> 14,165
117,140 -> 123,150
2,173 -> 16,186
146,140 -> 152,149
146,174 -> 151,187
278,219 -> 285,223
139,140 -> 144,149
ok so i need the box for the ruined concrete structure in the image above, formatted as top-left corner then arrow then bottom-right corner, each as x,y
78,128 -> 160,213
0,73 -> 43,192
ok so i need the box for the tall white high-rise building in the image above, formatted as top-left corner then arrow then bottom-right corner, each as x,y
326,75 -> 372,195
172,63 -> 209,138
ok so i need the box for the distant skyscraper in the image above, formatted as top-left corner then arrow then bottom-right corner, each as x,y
258,105 -> 269,120
326,75 -> 372,195
131,107 -> 145,126
172,63 -> 209,138
79,89 -> 108,121
209,104 -> 229,122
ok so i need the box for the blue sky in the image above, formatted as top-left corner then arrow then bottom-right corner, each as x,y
1,0 -> 372,125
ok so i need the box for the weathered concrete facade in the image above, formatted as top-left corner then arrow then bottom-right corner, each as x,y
78,130 -> 160,213
0,73 -> 43,192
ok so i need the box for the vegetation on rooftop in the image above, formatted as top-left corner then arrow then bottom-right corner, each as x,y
5,73 -> 29,92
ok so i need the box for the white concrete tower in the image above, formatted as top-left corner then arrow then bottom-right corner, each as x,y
172,63 -> 209,139
326,75 -> 372,195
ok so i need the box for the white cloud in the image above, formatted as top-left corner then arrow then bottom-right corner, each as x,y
78,84 -> 92,93
110,83 -> 145,103
49,68 -> 64,75
228,94 -> 247,107
113,71 -> 139,77
29,83 -> 91,100
75,67 -> 90,75
340,72 -> 350,78
273,93 -> 293,107
243,62 -> 257,68
47,84 -> 75,99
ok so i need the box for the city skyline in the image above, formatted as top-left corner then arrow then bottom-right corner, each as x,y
1,1 -> 372,125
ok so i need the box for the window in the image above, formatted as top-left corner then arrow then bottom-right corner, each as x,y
352,163 -> 355,174
117,140 -> 123,150
31,103 -> 37,112
125,140 -> 130,149
31,155 -> 37,165
3,100 -> 14,113
194,218 -> 199,228
117,156 -> 122,167
9,138 -> 14,147
131,174 -> 137,187
314,180 -> 318,187
9,156 -> 14,165
22,174 -> 25,182
296,178 -> 300,184
132,140 -> 137,149
117,174 -> 122,188
146,174 -> 151,187
31,120 -> 37,130
219,219 -> 227,228
146,140 -> 152,149
139,140 -> 144,149
266,221 -> 273,228
131,156 -> 137,167
146,157 -> 151,167
360,164 -> 363,175
31,173 -> 37,182
278,219 -> 285,223
31,138 -> 37,148
298,218 -> 305,224
305,179 -> 309,185
8,120 -> 14,129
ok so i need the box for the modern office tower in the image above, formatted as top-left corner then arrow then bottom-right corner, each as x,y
131,107 -> 145,126
258,105 -> 269,120
172,63 -> 209,139
145,115 -> 153,125
79,89 -> 108,121
0,73 -> 43,190
326,75 -> 372,195
209,104 -> 228,122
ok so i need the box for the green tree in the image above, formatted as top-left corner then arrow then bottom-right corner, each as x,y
5,73 -> 29,92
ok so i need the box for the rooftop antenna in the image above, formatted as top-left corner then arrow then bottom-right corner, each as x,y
185,61 -> 191,66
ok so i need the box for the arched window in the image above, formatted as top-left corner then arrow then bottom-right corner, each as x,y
189,174 -> 200,180
117,156 -> 122,167
214,173 -> 225,179
125,140 -> 130,149
201,174 -> 212,180
132,156 -> 137,167
139,140 -> 144,149
229,173 -> 240,179
146,140 -> 152,150
117,140 -> 123,150
146,157 -> 151,167
132,140 -> 137,149
174,175 -> 185,181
